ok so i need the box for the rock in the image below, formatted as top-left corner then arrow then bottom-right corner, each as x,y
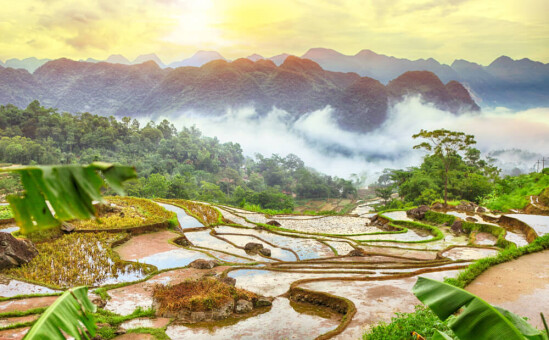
431,202 -> 444,210
244,242 -> 263,254
255,297 -> 273,307
259,248 -> 271,257
266,220 -> 281,226
212,300 -> 234,320
406,205 -> 430,220
466,217 -> 477,223
0,233 -> 38,269
114,327 -> 126,335
220,276 -> 236,286
92,297 -> 107,308
174,235 -> 192,247
451,220 -> 464,234
477,207 -> 486,213
190,311 -> 206,322
60,222 -> 75,233
235,299 -> 253,314
189,259 -> 217,269
348,249 -> 364,257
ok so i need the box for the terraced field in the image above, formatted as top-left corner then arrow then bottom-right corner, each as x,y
0,198 -> 546,339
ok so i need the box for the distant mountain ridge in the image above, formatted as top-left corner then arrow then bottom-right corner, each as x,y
0,56 -> 478,132
3,47 -> 547,109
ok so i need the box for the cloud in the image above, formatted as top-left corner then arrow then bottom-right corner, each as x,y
146,97 -> 549,184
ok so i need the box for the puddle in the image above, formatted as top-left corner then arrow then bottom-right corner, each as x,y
324,241 -> 355,255
215,207 -> 256,227
301,270 -> 461,339
157,202 -> 204,229
441,247 -> 499,261
214,226 -> 333,260
505,230 -> 529,247
185,230 -> 269,262
120,317 -> 171,330
474,232 -> 497,246
218,234 -> 297,262
166,297 -> 340,340
138,249 -> 212,270
382,211 -> 413,221
505,214 -> 549,236
228,269 -> 363,296
350,228 -> 432,242
272,216 -> 376,235
0,226 -> 19,234
0,278 -> 58,298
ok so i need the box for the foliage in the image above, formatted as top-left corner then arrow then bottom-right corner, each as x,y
0,162 -> 136,234
481,171 -> 549,211
413,277 -> 548,340
25,286 -> 97,340
72,196 -> 175,230
0,103 -> 356,204
424,210 -> 456,226
152,277 -> 258,314
234,187 -> 295,211
7,232 -> 151,287
0,205 -> 12,219
363,305 -> 455,340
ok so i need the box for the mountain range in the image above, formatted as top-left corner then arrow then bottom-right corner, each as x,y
2,48 -> 547,110
0,56 -> 479,132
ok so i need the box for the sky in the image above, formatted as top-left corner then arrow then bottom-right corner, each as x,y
1,0 -> 548,65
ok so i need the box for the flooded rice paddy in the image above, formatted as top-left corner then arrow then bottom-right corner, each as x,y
1,200 -> 543,339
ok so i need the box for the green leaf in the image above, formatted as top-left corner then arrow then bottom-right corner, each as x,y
432,330 -> 454,340
495,307 -> 548,340
24,286 -> 97,340
0,163 -> 136,234
413,277 -> 541,340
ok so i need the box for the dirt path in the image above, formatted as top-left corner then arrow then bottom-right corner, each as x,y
466,249 -> 549,330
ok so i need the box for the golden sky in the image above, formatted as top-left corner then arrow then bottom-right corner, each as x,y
1,0 -> 547,64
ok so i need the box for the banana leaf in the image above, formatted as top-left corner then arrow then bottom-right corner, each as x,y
24,286 -> 97,340
432,330 -> 454,340
413,277 -> 548,340
0,162 -> 136,234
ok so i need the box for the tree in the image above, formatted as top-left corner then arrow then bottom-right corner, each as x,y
413,129 -> 476,206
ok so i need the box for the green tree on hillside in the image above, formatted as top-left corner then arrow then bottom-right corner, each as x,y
413,129 -> 476,206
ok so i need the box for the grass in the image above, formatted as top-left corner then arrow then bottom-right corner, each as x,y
72,196 -> 175,230
424,210 -> 456,225
94,307 -> 159,339
152,277 -> 258,314
0,205 -> 13,219
481,171 -> 549,212
157,199 -> 221,226
6,232 -> 152,287
363,305 -> 455,340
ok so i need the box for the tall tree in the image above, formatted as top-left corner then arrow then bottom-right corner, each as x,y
413,129 -> 476,206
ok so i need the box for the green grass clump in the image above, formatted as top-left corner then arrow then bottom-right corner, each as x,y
424,210 -> 456,225
481,172 -> 549,211
0,205 -> 13,219
363,305 -> 455,340
7,232 -> 152,287
461,221 -> 513,249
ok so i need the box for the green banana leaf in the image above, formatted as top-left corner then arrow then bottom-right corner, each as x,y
24,286 -> 97,340
432,330 -> 454,340
0,162 -> 136,234
413,277 -> 548,340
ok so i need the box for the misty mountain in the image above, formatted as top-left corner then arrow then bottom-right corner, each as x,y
1,57 -> 51,73
133,53 -> 166,68
105,54 -> 132,65
301,48 -> 549,110
169,51 -> 226,68
0,56 -> 478,133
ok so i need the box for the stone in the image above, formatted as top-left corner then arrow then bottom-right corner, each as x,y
188,259 -> 217,269
431,202 -> 444,210
60,222 -> 75,233
212,300 -> 234,320
220,276 -> 236,286
255,297 -> 273,307
451,220 -> 464,234
347,249 -> 364,257
114,327 -> 126,335
173,235 -> 192,247
235,299 -> 253,314
406,205 -> 430,220
92,297 -> 107,309
259,248 -> 271,257
190,311 -> 206,322
477,207 -> 486,213
266,220 -> 281,227
244,242 -> 263,254
0,233 -> 38,270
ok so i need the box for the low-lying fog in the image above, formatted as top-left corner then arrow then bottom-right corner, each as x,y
148,96 -> 549,183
